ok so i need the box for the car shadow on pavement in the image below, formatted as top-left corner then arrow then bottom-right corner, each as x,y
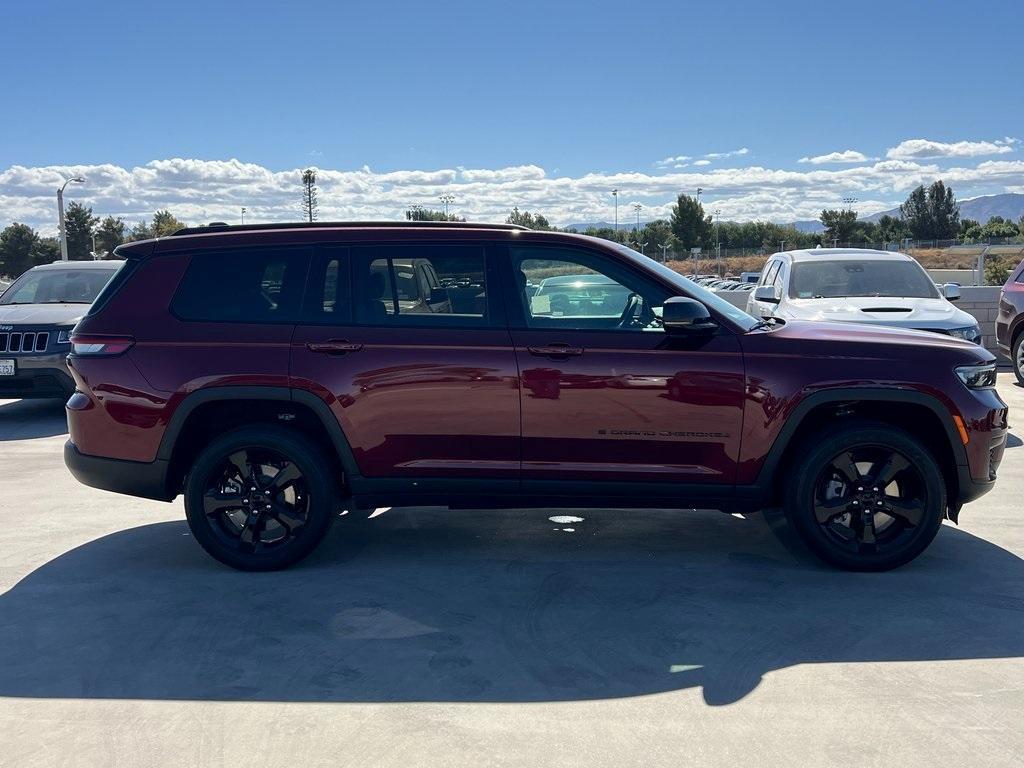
0,399 -> 68,441
1,508 -> 1021,707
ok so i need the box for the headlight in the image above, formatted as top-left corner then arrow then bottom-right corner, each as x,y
948,325 -> 982,344
57,329 -> 73,344
955,363 -> 997,389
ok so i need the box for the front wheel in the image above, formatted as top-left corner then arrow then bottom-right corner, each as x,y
184,426 -> 339,571
784,423 -> 946,571
1013,334 -> 1024,386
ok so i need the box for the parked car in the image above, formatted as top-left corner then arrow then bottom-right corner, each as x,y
64,223 -> 1006,573
746,248 -> 982,343
995,256 -> 1024,384
0,259 -> 123,398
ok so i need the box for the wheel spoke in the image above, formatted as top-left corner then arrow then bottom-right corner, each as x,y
267,501 -> 306,532
853,512 -> 878,554
833,452 -> 862,485
813,496 -> 850,524
238,514 -> 265,550
868,453 -> 910,488
268,462 -> 302,493
226,451 -> 250,483
204,488 -> 243,517
885,497 -> 925,526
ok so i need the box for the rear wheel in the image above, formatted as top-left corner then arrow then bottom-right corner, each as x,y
1013,333 -> 1024,386
184,426 -> 339,571
784,423 -> 946,571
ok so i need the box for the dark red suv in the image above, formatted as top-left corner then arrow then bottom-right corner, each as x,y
64,222 -> 1009,572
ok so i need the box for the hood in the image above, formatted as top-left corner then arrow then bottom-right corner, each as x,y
0,303 -> 86,327
766,319 -> 995,361
777,295 -> 977,329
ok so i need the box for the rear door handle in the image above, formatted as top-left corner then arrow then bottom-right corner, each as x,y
527,344 -> 584,358
306,339 -> 364,355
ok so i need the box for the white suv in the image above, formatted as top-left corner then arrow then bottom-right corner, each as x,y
746,248 -> 982,343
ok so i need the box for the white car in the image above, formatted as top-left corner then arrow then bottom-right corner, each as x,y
745,248 -> 982,343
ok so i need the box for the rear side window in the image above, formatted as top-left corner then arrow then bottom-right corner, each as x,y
171,247 -> 308,323
353,244 -> 491,326
86,260 -> 135,316
303,247 -> 352,323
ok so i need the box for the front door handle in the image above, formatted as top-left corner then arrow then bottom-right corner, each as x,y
307,339 -> 364,355
527,344 -> 584,358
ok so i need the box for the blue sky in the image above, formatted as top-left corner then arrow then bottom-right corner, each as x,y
2,0 -> 1023,230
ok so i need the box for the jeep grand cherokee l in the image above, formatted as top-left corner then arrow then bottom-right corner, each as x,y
63,222 -> 1008,572
0,259 -> 123,398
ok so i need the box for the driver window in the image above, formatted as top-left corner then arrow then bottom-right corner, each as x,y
511,246 -> 669,331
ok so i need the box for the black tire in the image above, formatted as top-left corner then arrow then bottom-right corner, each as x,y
184,425 -> 339,571
1013,333 -> 1024,387
783,421 -> 946,571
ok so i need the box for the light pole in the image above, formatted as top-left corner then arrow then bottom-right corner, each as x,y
633,202 -> 642,234
241,206 -> 247,225
439,193 -> 455,218
659,242 -> 671,262
715,208 -> 722,276
611,189 -> 618,232
636,241 -> 648,256
57,176 -> 85,261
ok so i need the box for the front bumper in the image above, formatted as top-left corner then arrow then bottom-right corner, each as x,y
64,441 -> 174,502
0,353 -> 75,399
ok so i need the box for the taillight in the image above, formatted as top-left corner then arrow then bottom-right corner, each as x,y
69,334 -> 135,356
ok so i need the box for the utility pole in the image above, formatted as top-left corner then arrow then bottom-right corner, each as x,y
779,240 -> 786,253
633,202 -> 642,233
57,176 -> 85,261
612,189 -> 618,232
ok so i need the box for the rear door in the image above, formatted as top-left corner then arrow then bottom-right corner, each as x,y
290,242 -> 520,483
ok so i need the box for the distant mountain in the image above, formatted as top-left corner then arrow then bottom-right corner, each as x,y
563,220 -> 621,231
792,220 -> 825,233
863,193 -> 1024,224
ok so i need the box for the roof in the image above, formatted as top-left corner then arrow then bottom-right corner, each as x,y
33,259 -> 125,270
777,248 -> 914,263
170,220 -> 530,237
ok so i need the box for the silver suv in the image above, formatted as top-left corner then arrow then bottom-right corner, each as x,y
746,248 -> 981,343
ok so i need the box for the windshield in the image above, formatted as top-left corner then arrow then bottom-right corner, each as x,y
790,259 -> 939,300
607,243 -> 761,331
0,266 -> 121,305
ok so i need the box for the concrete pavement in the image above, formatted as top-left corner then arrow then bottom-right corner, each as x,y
0,378 -> 1022,767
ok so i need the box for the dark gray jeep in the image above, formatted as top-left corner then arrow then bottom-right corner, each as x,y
0,260 -> 123,399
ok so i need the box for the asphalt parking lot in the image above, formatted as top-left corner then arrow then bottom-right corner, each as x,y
0,377 -> 1022,768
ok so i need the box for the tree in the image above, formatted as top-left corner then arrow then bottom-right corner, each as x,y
301,168 -> 319,222
877,214 -> 908,244
405,205 -> 462,222
64,201 -> 99,260
35,238 -> 60,263
669,193 -> 712,249
979,216 -> 1020,240
899,180 -> 960,240
152,210 -> 185,237
127,220 -> 154,241
94,216 -> 126,257
819,208 -> 858,244
506,207 -> 551,230
0,223 -> 41,277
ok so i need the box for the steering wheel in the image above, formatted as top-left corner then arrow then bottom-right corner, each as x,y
617,292 -> 642,329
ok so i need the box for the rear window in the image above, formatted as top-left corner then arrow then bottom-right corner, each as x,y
1,266 -> 120,306
171,247 -> 308,323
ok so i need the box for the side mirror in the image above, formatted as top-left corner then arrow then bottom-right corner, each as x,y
754,285 -> 780,304
662,297 -> 717,335
942,283 -> 961,301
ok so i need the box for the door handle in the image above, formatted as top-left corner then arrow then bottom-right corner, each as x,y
306,339 -> 364,355
527,344 -> 584,358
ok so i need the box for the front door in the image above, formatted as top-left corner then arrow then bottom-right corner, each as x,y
504,243 -> 745,490
290,242 -> 520,483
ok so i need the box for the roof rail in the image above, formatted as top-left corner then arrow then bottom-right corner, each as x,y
170,220 -> 531,236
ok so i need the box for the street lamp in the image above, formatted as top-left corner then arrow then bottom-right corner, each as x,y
241,206 -> 247,225
57,176 -> 85,261
633,202 -> 642,233
611,189 -> 619,231
439,193 -> 455,218
659,242 -> 671,262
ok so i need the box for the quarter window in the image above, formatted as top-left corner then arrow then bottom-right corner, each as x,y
171,247 -> 307,323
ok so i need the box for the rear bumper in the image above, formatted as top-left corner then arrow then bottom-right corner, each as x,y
64,441 -> 174,502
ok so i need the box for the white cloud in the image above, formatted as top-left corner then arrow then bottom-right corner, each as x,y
692,159 -> 712,166
3,154 -> 1024,235
799,150 -> 870,165
704,147 -> 749,160
886,137 -> 1017,160
655,155 -> 691,168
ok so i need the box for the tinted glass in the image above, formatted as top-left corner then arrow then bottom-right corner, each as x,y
1,266 -> 120,305
305,249 -> 352,322
172,247 -> 307,322
354,246 -> 489,325
512,246 -> 669,331
789,259 -> 939,299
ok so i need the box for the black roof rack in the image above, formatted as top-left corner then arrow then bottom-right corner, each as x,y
170,220 -> 531,236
